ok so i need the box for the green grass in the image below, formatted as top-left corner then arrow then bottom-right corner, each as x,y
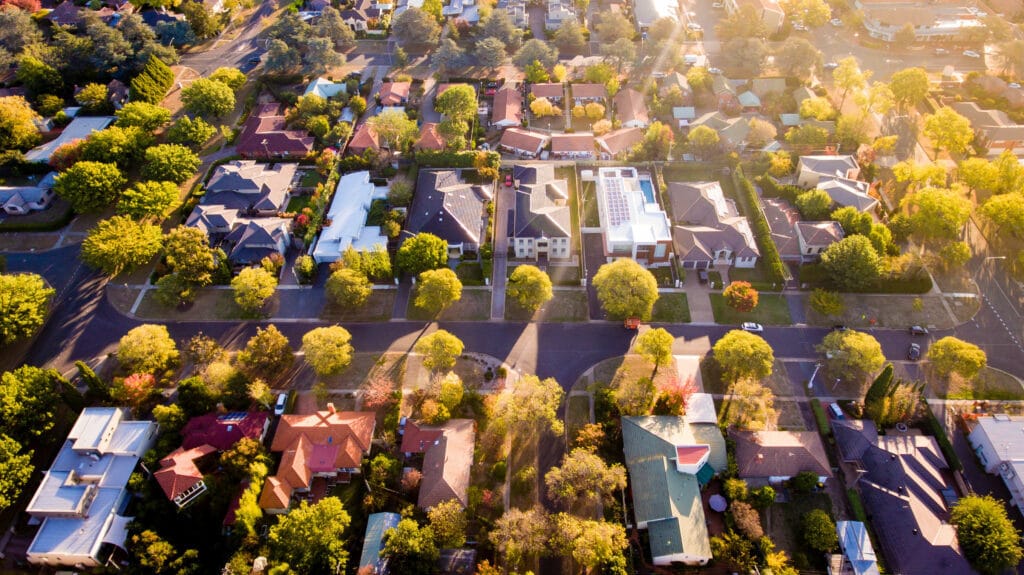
709,293 -> 792,325
650,266 -> 674,287
456,261 -> 485,286
321,290 -> 396,322
505,290 -> 589,322
660,163 -> 727,184
565,395 -> 591,447
556,166 -> 582,254
935,367 -> 1024,400
778,492 -> 833,572
847,488 -> 866,523
707,270 -> 723,288
651,293 -> 690,323
408,288 -> 491,321
299,170 -> 325,188
285,195 -> 311,213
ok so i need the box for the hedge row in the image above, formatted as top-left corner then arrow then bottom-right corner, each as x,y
732,168 -> 787,284
810,398 -> 831,438
756,174 -> 805,204
130,55 -> 174,105
922,405 -> 963,471
414,149 -> 500,169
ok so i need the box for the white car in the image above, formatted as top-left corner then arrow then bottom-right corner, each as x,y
712,1 -> 723,7
792,23 -> 807,31
934,48 -> 949,55
963,50 -> 981,58
707,67 -> 723,74
741,322 -> 764,333
824,62 -> 839,70
830,18 -> 842,26
687,22 -> 703,31
1011,83 -> 1022,89
274,392 -> 288,416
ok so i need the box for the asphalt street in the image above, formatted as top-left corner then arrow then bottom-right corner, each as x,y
178,1 -> 274,77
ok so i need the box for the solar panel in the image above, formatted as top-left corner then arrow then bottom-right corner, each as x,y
217,412 -> 248,423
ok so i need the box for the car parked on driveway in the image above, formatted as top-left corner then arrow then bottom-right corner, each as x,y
907,343 -> 922,361
698,269 -> 709,284
741,322 -> 764,333
909,325 -> 928,336
274,392 -> 288,416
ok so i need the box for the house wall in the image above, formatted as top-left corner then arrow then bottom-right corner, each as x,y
968,426 -> 1004,473
653,552 -> 711,566
734,255 -> 757,268
999,466 -> 1024,510
514,236 -> 571,259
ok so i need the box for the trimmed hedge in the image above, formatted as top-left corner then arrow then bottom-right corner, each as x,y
414,149 -> 500,169
847,488 -> 867,523
732,167 -> 787,284
756,174 -> 804,204
922,405 -> 963,471
130,55 -> 174,105
810,398 -> 831,438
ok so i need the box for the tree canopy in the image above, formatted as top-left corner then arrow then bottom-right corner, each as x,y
269,497 -> 351,574
951,495 -> 1024,574
0,366 -> 63,443
817,329 -> 885,392
634,328 -> 674,369
928,336 -> 987,380
81,216 -> 163,277
231,266 -> 277,314
414,268 -> 463,316
545,448 -> 627,508
592,259 -> 660,320
302,326 -> 354,377
507,265 -> 553,312
326,267 -> 373,308
489,374 -> 564,436
380,519 -> 439,575
0,273 -> 54,345
820,235 -> 882,291
413,329 -> 464,371
53,161 -> 127,213
237,325 -> 294,380
713,330 -> 775,382
117,324 -> 179,376
391,7 -> 441,48
397,233 -> 448,275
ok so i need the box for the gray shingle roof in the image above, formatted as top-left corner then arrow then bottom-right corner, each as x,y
731,430 -> 832,479
407,170 -> 491,246
512,165 -> 570,240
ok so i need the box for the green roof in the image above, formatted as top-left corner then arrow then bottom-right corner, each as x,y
695,461 -> 715,485
622,417 -> 727,472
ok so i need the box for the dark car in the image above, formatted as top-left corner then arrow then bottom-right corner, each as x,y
832,325 -> 848,332
909,325 -> 929,336
907,343 -> 922,361
698,269 -> 709,284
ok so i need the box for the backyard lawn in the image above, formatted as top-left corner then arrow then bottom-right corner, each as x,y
581,180 -> 600,227
651,293 -> 690,323
285,195 -> 310,213
710,293 -> 792,325
768,492 -> 834,573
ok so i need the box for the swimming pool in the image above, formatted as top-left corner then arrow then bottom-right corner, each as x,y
639,178 -> 655,203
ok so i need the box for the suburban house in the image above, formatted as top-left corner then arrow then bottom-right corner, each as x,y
311,170 -> 389,264
499,128 -> 550,157
613,88 -> 650,129
497,0 -> 527,26
491,84 -> 523,128
359,512 -> 401,574
712,75 -> 740,112
401,419 -> 476,509
531,83 -> 565,104
832,419 -> 971,574
668,181 -> 759,270
633,0 -> 678,29
596,127 -> 644,159
24,115 -> 115,163
690,112 -> 750,149
586,166 -> 672,268
416,122 -> 446,151
0,172 -> 57,215
406,169 -> 492,257
796,155 -> 861,187
829,521 -> 881,575
672,107 -> 697,129
348,123 -> 381,155
621,394 -> 727,566
550,133 -> 595,159
187,161 -> 297,266
378,81 -> 411,106
260,406 -> 376,513
816,178 -> 878,212
155,445 -> 218,509
738,91 -> 761,112
951,101 -> 1024,155
571,83 -> 607,105
967,414 -> 1024,511
511,164 -> 572,260
304,77 -> 347,99
237,103 -> 314,159
545,0 -> 576,29
762,197 -> 843,263
730,430 -> 832,485
180,411 -> 270,451
45,1 -> 84,26
857,0 -> 983,42
723,0 -> 784,32
660,73 -> 694,105
339,0 -> 387,31
25,408 -> 158,568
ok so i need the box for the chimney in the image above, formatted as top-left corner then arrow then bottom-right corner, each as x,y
327,402 -> 336,414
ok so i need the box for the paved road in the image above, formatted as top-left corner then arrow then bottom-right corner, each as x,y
179,2 -> 274,77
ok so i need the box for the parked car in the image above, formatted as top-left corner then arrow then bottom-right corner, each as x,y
485,81 -> 499,96
830,17 -> 842,26
274,392 -> 288,416
793,23 -> 807,31
934,48 -> 949,55
504,173 -> 513,186
824,62 -> 839,70
687,22 -> 703,31
963,50 -> 981,58
1011,83 -> 1022,89
907,343 -> 922,361
832,324 -> 848,332
741,322 -> 764,333
828,403 -> 844,419
712,1 -> 723,7
698,269 -> 709,284
909,325 -> 929,336
707,67 -> 723,75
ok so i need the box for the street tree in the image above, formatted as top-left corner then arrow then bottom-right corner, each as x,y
231,266 -> 277,314
167,115 -> 216,148
951,495 -> 1024,574
795,189 -> 834,219
326,268 -> 372,308
545,448 -> 627,508
552,19 -> 586,52
163,226 -> 216,286
982,192 -> 1024,237
117,180 -> 178,218
833,56 -> 869,109
817,329 -> 885,392
142,144 -> 201,183
687,125 -> 721,159
713,330 -> 775,382
774,37 -> 823,81
723,281 -> 759,313
595,12 -> 634,42
820,235 -> 881,291
81,216 -> 163,277
514,39 -> 559,69
722,37 -> 769,75
0,434 -> 32,513
799,96 -> 835,120
0,366 -> 63,442
959,157 -> 999,193
314,6 -> 356,49
302,326 -> 354,377
269,497 -> 351,574
302,37 -> 344,76
902,187 -> 972,248
396,233 -> 448,275
923,107 -> 974,156
803,510 -> 837,552
428,499 -> 467,548
115,101 -> 171,131
488,374 -> 564,436
181,0 -> 221,38
432,38 -> 466,71
475,37 -> 507,68
181,77 -> 236,118
489,507 -> 550,571
779,0 -> 831,26
392,8 -> 441,48
928,336 -> 987,380
265,39 -> 300,74
507,265 -> 553,312
79,125 -> 153,167
889,67 -> 929,110
836,113 -> 872,151
237,325 -> 294,380
117,324 -> 179,376
435,84 -> 477,122
721,378 -> 777,430
1000,39 -> 1024,79
809,288 -> 844,317
548,514 -> 628,574
0,273 -> 54,345
415,268 -> 462,316
893,160 -> 947,188
894,23 -> 916,45
381,519 -> 439,575
592,259 -> 660,320
0,96 -> 41,151
413,329 -> 464,371
53,161 -> 127,213
634,328 -> 674,371
209,67 -> 246,91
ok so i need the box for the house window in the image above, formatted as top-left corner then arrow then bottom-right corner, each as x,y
655,244 -> 666,258
807,247 -> 813,254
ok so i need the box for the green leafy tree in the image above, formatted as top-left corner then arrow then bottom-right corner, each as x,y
730,500 -> 763,539
269,497 -> 351,574
817,329 -> 884,392
265,38 -> 300,74
142,143 -> 201,184
831,206 -> 873,236
595,11 -> 634,42
799,96 -> 835,121
0,366 -> 62,442
167,115 -> 217,148
130,55 -> 174,105
482,9 -> 522,49
397,233 -> 448,275
928,336 -> 987,380
634,328 -> 674,371
413,329 -> 464,371
0,9 -> 43,53
633,121 -> 675,160
795,189 -> 833,219
774,37 -> 823,81
902,187 -> 972,247
982,192 -> 1024,237
833,56 -> 869,109
524,60 -> 551,83
415,268 -> 463,316
721,378 -> 777,430
163,226 -> 216,286
779,0 -> 831,26
488,374 -> 564,436
181,77 -> 236,118
302,37 -> 344,76
713,330 -> 775,382
81,216 -> 163,276
381,519 -> 439,575
118,324 -> 179,375
923,107 -> 974,156
115,101 -> 172,131
152,403 -> 188,435
368,108 -> 419,153
326,268 -> 372,308
391,7 -> 441,48
809,288 -> 844,316
79,125 -> 154,167
715,3 -> 765,38
475,36 -> 507,68
950,495 -> 1024,574
820,235 -> 881,291
302,326 -> 354,377
711,530 -> 756,571
428,499 -> 467,548
231,266 -> 277,314
723,281 -> 759,313
489,507 -> 551,571
552,19 -> 586,51
0,273 -> 54,345
545,448 -> 627,508
889,67 -> 929,110
614,375 -> 657,416
592,259 -> 660,320
53,161 -> 127,213
0,96 -> 42,151
863,365 -> 922,427
803,509 -> 837,552
435,84 -> 478,122
237,325 -> 294,380
118,180 -> 178,218
785,124 -> 829,149
0,434 -> 32,513
181,0 -> 221,38
514,39 -> 559,68
16,55 -> 62,98
209,67 -> 246,91
314,6 -> 357,49
507,265 -> 553,312
548,514 -> 628,574
687,125 -> 721,159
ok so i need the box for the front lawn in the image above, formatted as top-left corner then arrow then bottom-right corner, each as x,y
320,290 -> 395,322
407,288 -> 491,321
505,289 -> 589,322
934,366 -> 1024,400
456,261 -> 485,286
710,293 -> 792,325
651,293 -> 690,323
650,266 -> 674,287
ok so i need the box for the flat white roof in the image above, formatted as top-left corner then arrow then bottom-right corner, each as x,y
27,488 -> 123,562
312,171 -> 389,263
25,116 -> 115,163
596,167 -> 671,250
684,393 -> 717,425
974,415 -> 1024,462
304,77 -> 347,99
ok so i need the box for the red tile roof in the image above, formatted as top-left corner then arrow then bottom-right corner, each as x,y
551,133 -> 595,153
181,411 -> 269,451
499,128 -> 549,154
416,122 -> 445,151
379,81 -> 411,106
258,476 -> 292,510
613,88 -> 650,125
597,127 -> 644,156
400,421 -> 445,453
237,103 -> 315,159
491,85 -> 523,126
348,123 -> 380,155
571,83 -> 608,100
675,445 -> 710,465
154,445 -> 216,501
531,83 -> 565,99
270,410 -> 374,470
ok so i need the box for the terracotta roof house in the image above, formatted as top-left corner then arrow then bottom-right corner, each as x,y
405,170 -> 492,257
155,445 -> 218,508
668,181 -> 759,270
550,132 -> 595,159
402,419 -> 476,509
491,84 -> 523,128
416,122 -> 446,151
622,414 -> 727,566
348,122 -> 381,156
531,82 -> 565,103
499,128 -> 549,157
379,81 -> 411,106
731,430 -> 832,484
596,127 -> 643,159
359,512 -> 402,573
832,419 -> 972,574
613,88 -> 650,128
260,406 -> 376,513
45,1 -> 84,26
571,83 -> 607,104
237,103 -> 314,159
511,164 -> 571,260
180,411 -> 270,451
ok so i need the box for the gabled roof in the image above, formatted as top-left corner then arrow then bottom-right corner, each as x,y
223,219 -> 289,265
181,411 -> 269,451
406,170 -> 490,245
258,476 -> 291,509
270,410 -> 375,469
799,154 -> 859,179
668,181 -> 738,227
816,177 -> 877,212
492,84 -> 523,125
731,430 -> 832,479
379,81 -> 411,106
596,127 -> 643,157
417,122 -> 446,150
417,419 -> 475,509
738,91 -> 761,107
304,77 -> 347,100
761,197 -> 802,258
571,83 -> 607,99
204,160 -> 297,211
46,1 -> 83,25
499,127 -> 549,153
237,103 -> 314,158
550,132 -> 594,153
797,220 -> 844,246
154,445 -> 216,502
348,122 -> 380,153
531,83 -> 565,99
512,164 -> 571,240
25,116 -> 115,163
613,88 -> 649,125
401,420 -> 445,453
